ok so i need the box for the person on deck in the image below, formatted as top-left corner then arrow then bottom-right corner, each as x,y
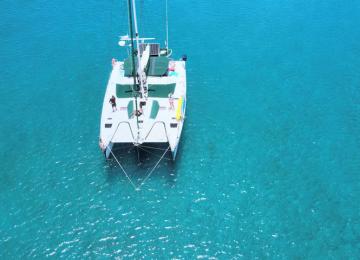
168,93 -> 174,110
109,95 -> 117,112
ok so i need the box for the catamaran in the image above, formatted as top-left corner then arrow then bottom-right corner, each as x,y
99,0 -> 187,161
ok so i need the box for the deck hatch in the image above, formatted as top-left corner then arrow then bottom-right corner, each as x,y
105,123 -> 112,128
170,123 -> 178,128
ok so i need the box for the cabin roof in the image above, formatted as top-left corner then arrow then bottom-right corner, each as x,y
124,55 -> 169,77
147,56 -> 169,76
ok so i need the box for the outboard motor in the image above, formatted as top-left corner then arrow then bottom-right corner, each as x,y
182,55 -> 187,61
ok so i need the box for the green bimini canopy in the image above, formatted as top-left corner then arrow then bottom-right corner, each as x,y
124,55 -> 169,77
123,57 -> 138,77
147,83 -> 176,98
116,84 -> 134,98
147,56 -> 169,76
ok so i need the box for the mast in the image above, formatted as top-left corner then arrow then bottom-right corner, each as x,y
131,0 -> 145,98
127,0 -> 140,130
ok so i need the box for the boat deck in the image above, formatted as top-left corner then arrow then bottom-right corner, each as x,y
100,59 -> 186,152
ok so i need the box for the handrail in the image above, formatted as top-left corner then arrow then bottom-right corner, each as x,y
109,121 -> 135,143
144,121 -> 170,144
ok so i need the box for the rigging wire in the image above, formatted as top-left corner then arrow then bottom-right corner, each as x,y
108,145 -> 170,191
139,0 -> 144,36
108,148 -> 138,190
138,146 -> 170,189
165,0 -> 169,50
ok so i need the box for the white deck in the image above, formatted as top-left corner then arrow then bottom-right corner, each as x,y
100,59 -> 186,157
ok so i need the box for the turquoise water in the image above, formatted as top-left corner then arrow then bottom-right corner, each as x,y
1,0 -> 360,258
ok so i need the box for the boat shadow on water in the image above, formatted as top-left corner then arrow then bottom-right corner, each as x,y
103,143 -> 179,187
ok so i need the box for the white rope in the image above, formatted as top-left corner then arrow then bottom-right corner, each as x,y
137,146 -> 170,189
108,147 -> 138,190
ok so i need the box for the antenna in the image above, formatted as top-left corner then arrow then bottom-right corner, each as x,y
165,0 -> 169,51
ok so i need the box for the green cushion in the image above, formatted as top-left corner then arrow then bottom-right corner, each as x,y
147,83 -> 176,98
127,100 -> 134,119
116,84 -> 134,98
150,100 -> 160,119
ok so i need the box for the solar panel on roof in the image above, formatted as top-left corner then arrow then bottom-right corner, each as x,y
139,43 -> 160,56
150,44 -> 160,56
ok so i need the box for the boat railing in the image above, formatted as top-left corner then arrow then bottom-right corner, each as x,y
144,121 -> 170,143
110,121 -> 136,143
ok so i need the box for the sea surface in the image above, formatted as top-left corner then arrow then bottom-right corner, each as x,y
1,0 -> 360,258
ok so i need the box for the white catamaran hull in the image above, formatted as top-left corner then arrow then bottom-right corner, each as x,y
99,0 -> 186,163
100,60 -> 186,160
